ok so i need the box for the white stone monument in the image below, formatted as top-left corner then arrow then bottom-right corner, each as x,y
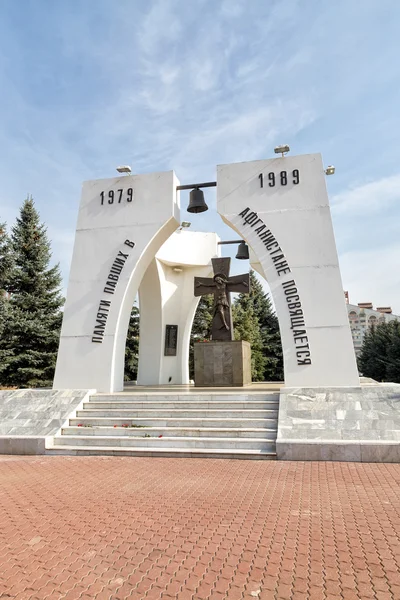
53,171 -> 181,392
137,230 -> 220,385
217,153 -> 359,388
53,170 -> 222,392
44,152 -> 400,462
54,153 -> 359,396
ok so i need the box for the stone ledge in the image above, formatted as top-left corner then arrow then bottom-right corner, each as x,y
277,440 -> 400,462
277,384 -> 400,462
0,436 -> 46,455
0,389 -> 94,454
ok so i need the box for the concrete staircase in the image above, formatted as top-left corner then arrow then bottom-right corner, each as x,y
48,391 -> 280,459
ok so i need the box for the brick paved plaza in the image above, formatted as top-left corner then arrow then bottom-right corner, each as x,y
0,457 -> 399,600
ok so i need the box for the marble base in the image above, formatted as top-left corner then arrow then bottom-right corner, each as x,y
0,436 -> 46,455
194,341 -> 251,387
0,389 -> 91,454
276,384 -> 400,462
277,440 -> 400,462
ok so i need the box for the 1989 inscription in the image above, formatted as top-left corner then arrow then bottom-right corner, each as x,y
259,170 -> 300,188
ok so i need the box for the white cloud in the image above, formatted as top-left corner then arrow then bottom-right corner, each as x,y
138,0 -> 182,58
331,174 -> 400,215
172,101 -> 316,182
219,0 -> 246,19
340,244 -> 400,315
2,0 -> 398,304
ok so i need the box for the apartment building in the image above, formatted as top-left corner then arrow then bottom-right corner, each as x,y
344,292 -> 400,356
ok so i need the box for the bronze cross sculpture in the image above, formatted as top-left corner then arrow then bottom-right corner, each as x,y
194,257 -> 250,341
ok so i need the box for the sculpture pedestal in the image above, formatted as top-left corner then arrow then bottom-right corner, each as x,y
194,341 -> 251,387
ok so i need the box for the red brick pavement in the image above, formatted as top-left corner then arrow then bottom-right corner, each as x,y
0,457 -> 399,600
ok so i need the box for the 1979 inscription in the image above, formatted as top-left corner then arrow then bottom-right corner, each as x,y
100,188 -> 133,205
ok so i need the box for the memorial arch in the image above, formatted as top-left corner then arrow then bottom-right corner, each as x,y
53,153 -> 359,392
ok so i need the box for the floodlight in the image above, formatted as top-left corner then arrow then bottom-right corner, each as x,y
181,221 -> 191,228
325,165 -> 335,175
116,165 -> 132,174
274,144 -> 290,156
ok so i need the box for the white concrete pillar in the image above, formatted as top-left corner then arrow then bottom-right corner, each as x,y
137,231 -> 220,385
54,171 -> 180,393
217,153 -> 359,388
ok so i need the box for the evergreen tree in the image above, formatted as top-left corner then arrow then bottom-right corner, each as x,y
358,324 -> 377,379
232,292 -> 266,381
124,302 -> 140,381
386,321 -> 400,383
358,322 -> 392,382
233,271 -> 283,381
0,198 -> 63,388
0,222 -> 13,370
189,294 -> 213,379
248,271 -> 283,381
0,221 -> 13,291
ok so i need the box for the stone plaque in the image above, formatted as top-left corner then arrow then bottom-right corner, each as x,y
164,325 -> 178,356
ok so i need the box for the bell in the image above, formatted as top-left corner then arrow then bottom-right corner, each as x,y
187,188 -> 208,213
236,241 -> 249,260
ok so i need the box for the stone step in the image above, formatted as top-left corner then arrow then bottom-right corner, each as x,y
55,390 -> 280,460
62,426 -> 277,439
69,417 -> 276,428
84,400 -> 279,410
75,409 -> 278,418
47,445 -> 277,460
91,393 -> 280,402
54,435 -> 276,451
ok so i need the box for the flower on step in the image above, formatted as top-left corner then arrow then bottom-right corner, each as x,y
78,424 -> 83,427
113,425 -> 117,428
158,435 -> 163,438
122,424 -> 129,428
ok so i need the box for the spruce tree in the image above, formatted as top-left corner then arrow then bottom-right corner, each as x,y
232,293 -> 266,381
124,302 -> 140,381
0,221 -> 13,291
248,271 -> 283,381
358,325 -> 377,378
0,222 -> 13,378
0,198 -> 63,388
358,322 -> 392,382
233,271 -> 283,381
386,321 -> 400,383
189,294 -> 213,379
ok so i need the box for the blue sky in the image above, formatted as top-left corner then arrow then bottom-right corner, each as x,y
0,0 -> 400,311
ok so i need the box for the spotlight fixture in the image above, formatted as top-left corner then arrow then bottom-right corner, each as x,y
274,144 -> 290,157
325,165 -> 335,175
116,165 -> 132,175
181,221 -> 191,228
